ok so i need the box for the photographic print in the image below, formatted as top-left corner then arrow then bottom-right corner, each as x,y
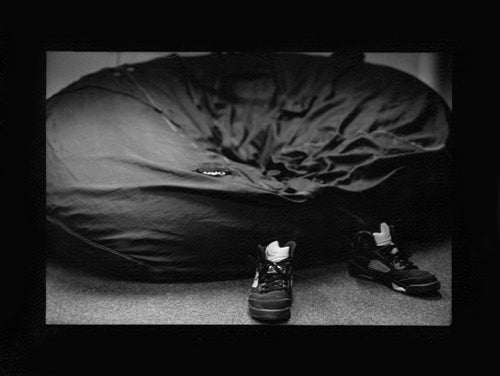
45,51 -> 452,325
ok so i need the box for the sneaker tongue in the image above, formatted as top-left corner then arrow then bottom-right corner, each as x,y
373,223 -> 393,246
265,241 -> 290,263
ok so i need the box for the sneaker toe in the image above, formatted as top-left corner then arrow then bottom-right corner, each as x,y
248,290 -> 291,310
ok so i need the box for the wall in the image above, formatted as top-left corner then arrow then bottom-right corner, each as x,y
46,52 -> 451,108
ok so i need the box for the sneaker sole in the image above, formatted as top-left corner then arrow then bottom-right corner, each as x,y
248,305 -> 291,322
348,261 -> 441,295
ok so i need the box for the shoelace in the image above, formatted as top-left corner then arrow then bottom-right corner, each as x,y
259,260 -> 290,292
379,244 -> 416,270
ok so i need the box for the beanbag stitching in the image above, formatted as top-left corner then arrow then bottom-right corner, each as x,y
47,215 -> 150,268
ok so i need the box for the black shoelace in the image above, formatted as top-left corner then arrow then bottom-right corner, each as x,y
259,260 -> 290,292
378,244 -> 417,270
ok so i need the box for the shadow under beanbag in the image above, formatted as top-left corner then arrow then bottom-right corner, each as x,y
46,52 -> 451,281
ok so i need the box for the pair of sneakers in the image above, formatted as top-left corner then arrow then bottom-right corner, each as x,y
248,222 -> 441,322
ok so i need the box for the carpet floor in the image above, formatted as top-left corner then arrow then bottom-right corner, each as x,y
46,238 -> 451,325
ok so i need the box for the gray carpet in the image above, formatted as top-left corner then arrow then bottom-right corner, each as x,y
46,239 -> 451,325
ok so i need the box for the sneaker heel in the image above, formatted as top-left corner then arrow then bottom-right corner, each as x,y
348,262 -> 374,281
347,261 -> 362,277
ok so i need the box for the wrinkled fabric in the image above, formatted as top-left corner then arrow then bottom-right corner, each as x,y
46,52 -> 450,281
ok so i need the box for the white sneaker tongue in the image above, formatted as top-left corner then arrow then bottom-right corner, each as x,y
265,241 -> 289,263
373,223 -> 393,246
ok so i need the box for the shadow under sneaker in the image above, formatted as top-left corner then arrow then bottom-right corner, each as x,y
248,240 -> 296,322
348,223 -> 441,295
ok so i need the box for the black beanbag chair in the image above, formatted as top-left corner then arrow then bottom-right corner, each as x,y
46,52 -> 451,281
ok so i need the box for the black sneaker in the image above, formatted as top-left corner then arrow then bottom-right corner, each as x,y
248,240 -> 296,322
348,223 -> 440,295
